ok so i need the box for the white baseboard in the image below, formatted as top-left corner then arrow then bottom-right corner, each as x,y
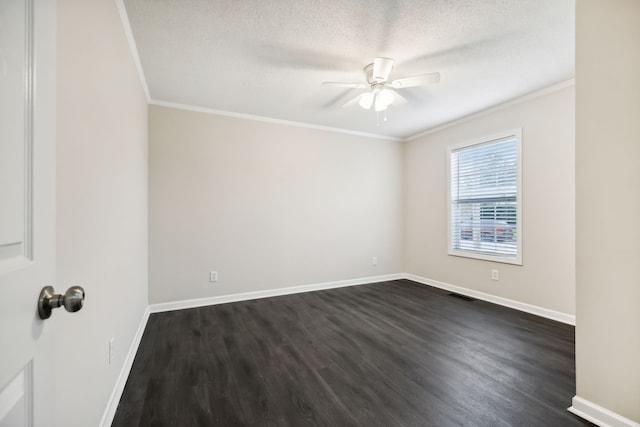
568,396 -> 640,427
99,306 -> 151,427
101,272 -> 578,425
404,273 -> 576,325
147,272 -> 575,325
149,273 -> 404,313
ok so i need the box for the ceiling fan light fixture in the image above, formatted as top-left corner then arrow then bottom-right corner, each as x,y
374,88 -> 394,111
374,96 -> 385,112
379,88 -> 393,106
359,92 -> 374,110
323,56 -> 441,117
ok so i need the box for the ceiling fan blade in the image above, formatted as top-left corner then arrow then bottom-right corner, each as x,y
341,93 -> 365,108
322,82 -> 367,89
390,72 -> 441,88
390,89 -> 408,105
373,57 -> 394,81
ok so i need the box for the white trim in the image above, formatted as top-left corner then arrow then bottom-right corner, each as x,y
99,274 -> 399,423
406,79 -> 575,141
404,273 -> 575,325
568,396 -> 640,427
149,100 -> 402,142
446,129 -> 523,265
447,250 -> 522,265
148,273 -> 575,325
100,272 -> 578,423
149,274 -> 404,313
99,306 -> 151,427
108,8 -> 572,145
114,0 -> 151,102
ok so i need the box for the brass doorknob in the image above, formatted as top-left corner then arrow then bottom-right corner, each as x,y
38,285 -> 85,319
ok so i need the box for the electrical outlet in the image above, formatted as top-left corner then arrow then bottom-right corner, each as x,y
491,269 -> 500,281
109,338 -> 115,364
372,256 -> 378,266
210,271 -> 218,282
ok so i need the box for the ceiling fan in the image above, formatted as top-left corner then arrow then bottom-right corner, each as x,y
322,57 -> 440,113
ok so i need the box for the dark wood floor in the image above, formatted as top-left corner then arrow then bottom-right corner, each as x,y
112,279 -> 593,426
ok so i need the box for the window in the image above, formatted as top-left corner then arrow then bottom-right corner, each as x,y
448,130 -> 522,264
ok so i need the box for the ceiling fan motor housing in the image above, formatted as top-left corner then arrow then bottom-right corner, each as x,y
364,57 -> 395,84
322,57 -> 440,111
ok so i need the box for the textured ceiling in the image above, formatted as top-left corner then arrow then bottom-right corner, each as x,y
123,0 -> 575,139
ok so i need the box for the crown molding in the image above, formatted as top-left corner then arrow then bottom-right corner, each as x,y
114,0 -> 150,102
405,79 -> 575,141
149,100 -> 402,142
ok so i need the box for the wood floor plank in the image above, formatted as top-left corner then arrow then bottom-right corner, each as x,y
112,280 -> 593,426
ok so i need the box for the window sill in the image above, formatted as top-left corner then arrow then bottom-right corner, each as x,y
448,249 -> 522,266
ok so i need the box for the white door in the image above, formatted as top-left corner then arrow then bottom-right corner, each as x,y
0,0 -> 57,426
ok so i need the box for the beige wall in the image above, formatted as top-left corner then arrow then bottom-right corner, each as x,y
404,85 -> 575,315
56,0 -> 148,426
148,106 -> 404,303
52,1 -> 640,423
575,0 -> 640,422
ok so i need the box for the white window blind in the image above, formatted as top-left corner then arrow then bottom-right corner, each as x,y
449,133 -> 521,263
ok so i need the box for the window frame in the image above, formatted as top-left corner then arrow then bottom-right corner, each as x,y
447,129 -> 523,265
